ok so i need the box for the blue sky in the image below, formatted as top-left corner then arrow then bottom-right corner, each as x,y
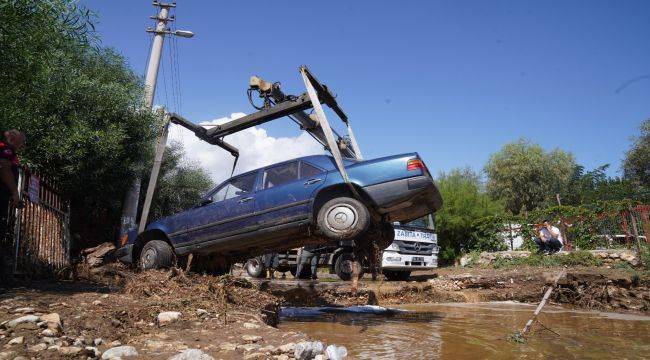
83,0 -> 649,179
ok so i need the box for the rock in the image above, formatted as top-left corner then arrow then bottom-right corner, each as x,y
236,344 -> 261,352
12,307 -> 34,314
259,345 -> 276,353
101,345 -> 138,359
218,342 -> 237,351
93,300 -> 103,306
94,338 -> 104,346
294,341 -> 324,360
28,343 -> 47,352
42,337 -> 58,345
8,336 -> 24,345
86,346 -> 102,357
40,313 -> 62,330
276,343 -> 295,354
195,309 -> 209,317
13,356 -> 28,360
326,344 -> 348,360
41,328 -> 58,337
59,346 -> 83,355
274,355 -> 290,360
243,353 -> 267,360
158,311 -> 182,325
0,351 -> 16,360
314,355 -> 326,360
243,322 -> 260,330
6,315 -> 39,328
241,335 -> 263,343
168,348 -> 215,360
107,340 -> 122,347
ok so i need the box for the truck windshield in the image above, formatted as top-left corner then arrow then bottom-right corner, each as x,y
402,214 -> 435,230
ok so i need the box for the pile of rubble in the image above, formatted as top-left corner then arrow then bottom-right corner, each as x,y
459,249 -> 641,267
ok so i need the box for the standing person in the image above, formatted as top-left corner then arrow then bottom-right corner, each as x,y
263,252 -> 279,279
0,129 -> 25,243
533,219 -> 564,254
295,245 -> 319,280
0,129 -> 25,276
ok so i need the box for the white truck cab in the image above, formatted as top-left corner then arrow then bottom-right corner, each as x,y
381,214 -> 439,281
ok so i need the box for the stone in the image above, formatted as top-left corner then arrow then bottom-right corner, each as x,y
101,345 -> 138,359
13,356 -> 28,360
94,338 -> 104,346
93,300 -> 103,306
326,344 -> 348,360
314,355 -> 326,360
259,345 -> 276,353
107,340 -> 122,347
28,343 -> 47,352
168,348 -> 215,360
218,342 -> 237,351
7,336 -> 23,345
236,344 -> 261,352
86,346 -> 102,357
12,307 -> 34,314
274,355 -> 290,360
40,313 -> 62,330
42,337 -> 58,345
0,351 -> 15,360
241,335 -> 262,343
41,328 -> 58,337
275,343 -> 295,354
6,315 -> 39,328
243,353 -> 267,360
158,311 -> 182,325
243,322 -> 260,330
294,341 -> 324,360
48,345 -> 62,351
59,346 -> 83,355
195,309 -> 209,317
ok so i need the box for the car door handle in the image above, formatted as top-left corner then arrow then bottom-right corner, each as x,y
304,178 -> 323,186
238,196 -> 254,204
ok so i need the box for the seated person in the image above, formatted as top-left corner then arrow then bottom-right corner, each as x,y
533,219 -> 564,254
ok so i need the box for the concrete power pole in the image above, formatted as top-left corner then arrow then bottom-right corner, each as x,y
118,1 -> 194,245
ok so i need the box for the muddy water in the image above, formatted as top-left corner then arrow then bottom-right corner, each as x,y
278,302 -> 650,359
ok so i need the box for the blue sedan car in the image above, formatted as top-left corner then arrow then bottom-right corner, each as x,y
117,152 -> 442,271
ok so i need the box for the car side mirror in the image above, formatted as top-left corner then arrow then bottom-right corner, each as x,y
198,197 -> 213,207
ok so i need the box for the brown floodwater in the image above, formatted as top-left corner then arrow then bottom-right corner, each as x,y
278,302 -> 650,359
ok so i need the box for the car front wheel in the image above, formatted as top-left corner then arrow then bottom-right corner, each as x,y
139,240 -> 174,270
335,252 -> 364,281
317,197 -> 370,241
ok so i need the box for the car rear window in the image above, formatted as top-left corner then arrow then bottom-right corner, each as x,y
264,161 -> 299,189
300,162 -> 322,179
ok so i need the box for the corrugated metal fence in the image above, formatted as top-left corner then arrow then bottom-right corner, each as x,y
3,168 -> 71,275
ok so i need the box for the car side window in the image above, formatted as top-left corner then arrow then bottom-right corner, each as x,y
211,184 -> 230,203
264,162 -> 299,189
300,162 -> 322,179
224,172 -> 257,200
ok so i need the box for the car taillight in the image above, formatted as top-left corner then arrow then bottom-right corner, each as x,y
407,159 -> 425,171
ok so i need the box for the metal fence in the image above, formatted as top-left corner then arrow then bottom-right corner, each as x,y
3,168 -> 71,275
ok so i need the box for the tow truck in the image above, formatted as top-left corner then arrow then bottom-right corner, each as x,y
122,66 -> 442,273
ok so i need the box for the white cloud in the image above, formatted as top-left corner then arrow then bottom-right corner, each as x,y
167,112 -> 324,184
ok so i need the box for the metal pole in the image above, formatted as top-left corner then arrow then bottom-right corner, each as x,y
12,169 -> 24,273
628,205 -> 645,267
118,2 -> 175,244
138,114 -> 171,233
345,122 -> 363,160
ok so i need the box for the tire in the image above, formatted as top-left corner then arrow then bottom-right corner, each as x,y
139,240 -> 174,270
317,197 -> 370,241
383,270 -> 411,281
335,252 -> 363,281
245,257 -> 266,278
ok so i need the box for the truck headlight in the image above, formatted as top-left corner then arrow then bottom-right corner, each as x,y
386,243 -> 399,251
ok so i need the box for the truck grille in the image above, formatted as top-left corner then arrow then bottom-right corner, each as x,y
394,240 -> 436,255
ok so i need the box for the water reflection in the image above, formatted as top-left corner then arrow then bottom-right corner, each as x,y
279,302 -> 650,359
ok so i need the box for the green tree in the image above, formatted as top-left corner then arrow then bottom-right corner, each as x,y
140,142 -> 215,222
560,164 -> 641,205
623,119 -> 650,191
435,168 -> 504,262
484,139 -> 576,214
1,0 -> 157,246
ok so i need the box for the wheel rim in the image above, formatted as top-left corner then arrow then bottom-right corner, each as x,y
140,247 -> 156,269
325,204 -> 358,233
247,259 -> 262,275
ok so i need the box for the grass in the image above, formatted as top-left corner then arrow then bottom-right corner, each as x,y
491,250 -> 603,269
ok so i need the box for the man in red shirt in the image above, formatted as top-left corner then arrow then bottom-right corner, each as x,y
0,129 -> 25,244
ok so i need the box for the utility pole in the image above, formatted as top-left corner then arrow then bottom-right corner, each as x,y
118,1 -> 194,245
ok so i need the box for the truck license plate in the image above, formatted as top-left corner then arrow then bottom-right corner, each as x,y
412,257 -> 424,262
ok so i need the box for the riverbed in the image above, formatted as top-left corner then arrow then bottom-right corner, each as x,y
278,302 -> 650,359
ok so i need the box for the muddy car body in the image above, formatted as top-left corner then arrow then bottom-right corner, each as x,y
116,153 -> 442,270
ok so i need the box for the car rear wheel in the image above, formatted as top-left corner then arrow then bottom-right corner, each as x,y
139,240 -> 174,270
383,270 -> 411,281
317,197 -> 370,241
245,257 -> 266,278
335,252 -> 363,281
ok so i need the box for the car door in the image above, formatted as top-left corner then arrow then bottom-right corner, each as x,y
178,171 -> 259,251
254,160 -> 327,229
